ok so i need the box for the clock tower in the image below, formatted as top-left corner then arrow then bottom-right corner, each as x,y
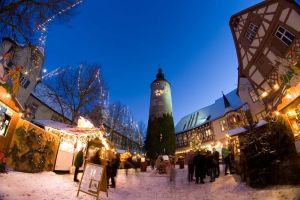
145,68 -> 175,159
149,68 -> 173,120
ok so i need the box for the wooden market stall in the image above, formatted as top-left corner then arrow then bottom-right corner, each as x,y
0,87 -> 22,154
33,117 -> 112,172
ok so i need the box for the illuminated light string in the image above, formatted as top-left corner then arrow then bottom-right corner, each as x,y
36,0 -> 83,47
16,1 -> 83,82
44,116 -> 111,152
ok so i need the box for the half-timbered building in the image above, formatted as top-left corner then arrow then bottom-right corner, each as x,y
230,0 -> 300,152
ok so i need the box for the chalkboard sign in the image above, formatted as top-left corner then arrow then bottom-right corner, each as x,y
77,163 -> 108,199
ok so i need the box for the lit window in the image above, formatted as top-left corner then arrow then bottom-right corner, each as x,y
245,23 -> 258,43
219,120 -> 227,132
275,26 -> 295,46
233,117 -> 236,123
249,89 -> 259,102
256,110 -> 267,121
20,74 -> 30,88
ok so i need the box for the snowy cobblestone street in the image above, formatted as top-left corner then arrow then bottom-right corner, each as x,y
1,165 -> 300,200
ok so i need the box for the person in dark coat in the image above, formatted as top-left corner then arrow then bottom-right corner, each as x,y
106,161 -> 112,188
90,150 -> 101,165
110,153 -> 120,188
193,150 -> 206,184
213,148 -> 220,178
74,148 -> 84,182
187,152 -> 195,182
125,156 -> 133,175
206,150 -> 215,182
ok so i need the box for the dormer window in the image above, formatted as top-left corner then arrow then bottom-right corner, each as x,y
245,23 -> 258,43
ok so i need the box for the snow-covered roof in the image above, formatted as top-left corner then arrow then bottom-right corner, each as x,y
33,119 -> 73,130
32,119 -> 101,136
31,83 -> 73,121
175,89 -> 243,134
228,127 -> 247,136
228,120 -> 269,136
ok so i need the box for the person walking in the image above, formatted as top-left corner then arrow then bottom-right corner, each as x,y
206,150 -> 215,182
187,152 -> 195,182
74,148 -> 84,182
222,145 -> 232,175
193,150 -> 206,184
111,153 -> 120,188
168,159 -> 176,184
90,150 -> 101,165
106,160 -> 112,188
125,156 -> 133,176
213,148 -> 220,178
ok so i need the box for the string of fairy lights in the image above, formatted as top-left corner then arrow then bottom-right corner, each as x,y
21,0 -> 83,81
36,0 -> 83,47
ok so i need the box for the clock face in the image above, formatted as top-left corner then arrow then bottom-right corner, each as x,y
154,89 -> 164,96
154,82 -> 167,96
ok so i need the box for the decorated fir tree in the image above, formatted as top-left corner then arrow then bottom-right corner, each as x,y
190,133 -> 202,152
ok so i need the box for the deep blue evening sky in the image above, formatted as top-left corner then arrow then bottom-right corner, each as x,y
44,0 -> 262,125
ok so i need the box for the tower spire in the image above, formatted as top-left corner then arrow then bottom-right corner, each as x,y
156,67 -> 165,80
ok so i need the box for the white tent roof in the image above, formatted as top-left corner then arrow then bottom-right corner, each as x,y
32,119 -> 100,136
228,120 -> 268,136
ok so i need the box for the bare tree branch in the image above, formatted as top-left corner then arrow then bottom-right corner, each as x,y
0,0 -> 81,44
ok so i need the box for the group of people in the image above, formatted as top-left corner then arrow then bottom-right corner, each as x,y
187,146 -> 233,184
73,148 -> 121,188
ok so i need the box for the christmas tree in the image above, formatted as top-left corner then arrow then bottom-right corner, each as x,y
190,133 -> 202,151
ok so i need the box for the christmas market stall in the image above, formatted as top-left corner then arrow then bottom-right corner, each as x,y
7,118 -> 60,172
0,37 -> 44,154
33,117 -> 112,172
276,82 -> 300,154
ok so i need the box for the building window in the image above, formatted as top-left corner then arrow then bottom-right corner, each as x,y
19,74 -> 30,89
256,110 -> 267,121
249,89 -> 259,103
245,23 -> 258,43
275,26 -> 295,46
219,120 -> 227,132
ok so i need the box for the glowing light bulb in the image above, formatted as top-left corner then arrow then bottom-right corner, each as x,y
273,84 -> 279,90
286,94 -> 292,99
261,92 -> 268,98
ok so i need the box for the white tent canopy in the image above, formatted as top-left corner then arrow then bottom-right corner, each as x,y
228,120 -> 268,136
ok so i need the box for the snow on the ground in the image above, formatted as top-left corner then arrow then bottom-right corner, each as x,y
0,165 -> 300,200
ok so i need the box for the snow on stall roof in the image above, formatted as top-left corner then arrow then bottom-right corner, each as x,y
32,119 -> 101,136
228,120 -> 269,136
175,89 -> 243,133
31,83 -> 73,121
228,127 -> 247,136
33,119 -> 74,130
